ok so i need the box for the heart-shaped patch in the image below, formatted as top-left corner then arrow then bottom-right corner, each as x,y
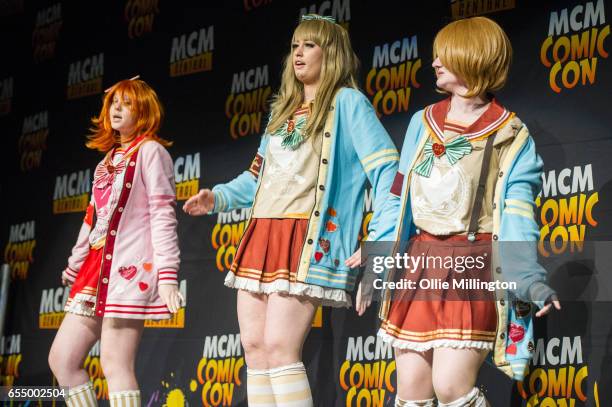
509,323 -> 525,343
326,221 -> 337,232
506,343 -> 517,355
432,143 -> 446,157
118,265 -> 137,281
314,251 -> 323,262
138,282 -> 149,291
318,238 -> 330,253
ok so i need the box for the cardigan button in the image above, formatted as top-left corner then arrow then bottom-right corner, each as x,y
126,182 -> 132,188
493,234 -> 498,241
105,254 -> 112,260
307,239 -> 313,244
102,277 -> 109,284
498,171 -> 504,178
496,267 -> 502,274
110,230 -> 116,236
118,207 -> 124,212
322,158 -> 328,164
324,132 -> 331,138
319,185 -> 325,191
329,106 -> 335,111
500,299 -> 505,306
314,211 -> 320,216
500,333 -> 505,340
129,161 -> 135,167
492,202 -> 496,209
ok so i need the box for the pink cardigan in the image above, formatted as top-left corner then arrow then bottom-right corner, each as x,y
62,138 -> 180,319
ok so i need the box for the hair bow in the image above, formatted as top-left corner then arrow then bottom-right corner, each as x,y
301,14 -> 336,24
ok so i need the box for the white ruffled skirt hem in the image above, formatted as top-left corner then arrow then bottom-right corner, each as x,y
64,293 -> 97,317
377,328 -> 494,351
224,272 -> 351,308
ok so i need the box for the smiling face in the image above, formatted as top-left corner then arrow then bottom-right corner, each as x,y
109,92 -> 137,138
432,56 -> 468,96
292,38 -> 323,86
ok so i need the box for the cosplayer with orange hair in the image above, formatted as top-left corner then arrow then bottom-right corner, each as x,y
356,17 -> 561,406
49,78 -> 182,407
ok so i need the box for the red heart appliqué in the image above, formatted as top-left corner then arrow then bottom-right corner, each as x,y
314,251 -> 323,262
118,265 -> 137,281
506,343 -> 517,355
432,143 -> 446,157
509,323 -> 525,343
138,282 -> 149,291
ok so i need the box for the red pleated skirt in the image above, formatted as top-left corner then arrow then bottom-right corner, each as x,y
378,231 -> 497,351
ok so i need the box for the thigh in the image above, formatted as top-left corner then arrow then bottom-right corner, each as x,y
264,293 -> 318,352
50,313 -> 102,365
100,318 -> 145,364
395,348 -> 434,399
432,347 -> 488,389
237,290 -> 268,342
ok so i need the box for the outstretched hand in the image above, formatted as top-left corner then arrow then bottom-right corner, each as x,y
535,296 -> 561,317
182,189 -> 215,216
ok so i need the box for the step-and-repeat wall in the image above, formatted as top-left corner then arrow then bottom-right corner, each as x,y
1,0 -> 611,405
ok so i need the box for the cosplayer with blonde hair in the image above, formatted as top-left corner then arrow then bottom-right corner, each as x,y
184,15 -> 398,406
49,78 -> 182,407
356,17 -> 561,406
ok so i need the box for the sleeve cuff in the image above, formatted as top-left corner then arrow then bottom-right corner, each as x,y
211,188 -> 228,213
63,267 -> 78,283
528,281 -> 556,308
158,269 -> 179,286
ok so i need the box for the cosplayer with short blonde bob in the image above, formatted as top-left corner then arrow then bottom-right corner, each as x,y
433,16 -> 512,98
266,16 -> 359,138
87,78 -> 171,152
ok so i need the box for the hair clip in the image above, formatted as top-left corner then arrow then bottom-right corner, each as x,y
301,14 -> 336,24
104,75 -> 141,93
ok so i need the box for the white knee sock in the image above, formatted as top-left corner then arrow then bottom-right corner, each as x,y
395,396 -> 436,406
269,362 -> 313,406
65,381 -> 98,407
109,390 -> 140,407
438,387 -> 488,407
247,368 -> 275,406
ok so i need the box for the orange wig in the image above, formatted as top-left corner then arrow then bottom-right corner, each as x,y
87,79 -> 171,152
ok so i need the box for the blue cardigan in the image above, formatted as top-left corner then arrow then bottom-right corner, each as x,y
211,87 -> 399,291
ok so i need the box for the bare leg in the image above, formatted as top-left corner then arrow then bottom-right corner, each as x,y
264,293 -> 319,407
432,347 -> 489,404
394,348 -> 435,405
99,318 -> 144,392
237,290 -> 269,369
48,313 -> 102,387
263,293 -> 318,368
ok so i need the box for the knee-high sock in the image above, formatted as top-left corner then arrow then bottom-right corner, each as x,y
438,387 -> 488,407
65,381 -> 98,407
109,390 -> 141,407
247,368 -> 275,406
395,396 -> 436,406
269,362 -> 313,406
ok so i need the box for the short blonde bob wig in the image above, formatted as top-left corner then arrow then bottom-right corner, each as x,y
433,16 -> 512,97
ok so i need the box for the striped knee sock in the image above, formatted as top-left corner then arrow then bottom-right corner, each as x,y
109,390 -> 141,407
65,381 -> 97,407
247,368 -> 275,406
438,387 -> 487,407
269,362 -> 313,406
395,396 -> 436,406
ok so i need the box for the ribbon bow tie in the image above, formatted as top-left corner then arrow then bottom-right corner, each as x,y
413,136 -> 473,177
94,160 -> 126,189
